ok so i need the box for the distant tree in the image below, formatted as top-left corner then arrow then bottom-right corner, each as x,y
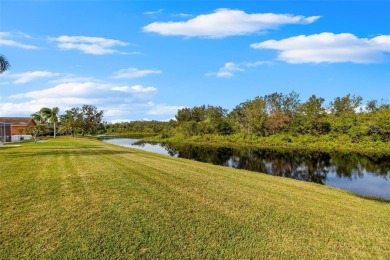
41,107 -> 60,138
80,105 -> 104,135
0,55 -> 10,74
17,128 -> 24,141
31,110 -> 48,124
264,92 -> 300,134
329,94 -> 362,115
175,107 -> 193,123
60,107 -> 82,137
293,95 -> 330,135
367,106 -> 390,141
366,99 -> 379,113
264,110 -> 290,135
27,125 -> 46,143
175,105 -> 230,136
328,94 -> 363,135
204,106 -> 232,135
0,55 -> 11,146
176,106 -> 208,123
229,97 -> 267,135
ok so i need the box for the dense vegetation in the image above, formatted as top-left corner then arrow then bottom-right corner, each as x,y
27,93 -> 389,153
1,137 -> 389,258
103,93 -> 390,154
104,120 -> 175,136
29,105 -> 105,139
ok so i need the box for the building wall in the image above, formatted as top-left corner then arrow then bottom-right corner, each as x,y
11,135 -> 33,142
10,120 -> 36,135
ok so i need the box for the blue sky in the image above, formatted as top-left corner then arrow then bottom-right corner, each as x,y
1,0 -> 389,122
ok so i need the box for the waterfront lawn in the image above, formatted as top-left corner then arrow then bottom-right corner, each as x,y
1,137 -> 389,259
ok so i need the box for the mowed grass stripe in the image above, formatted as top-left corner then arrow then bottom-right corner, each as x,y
0,137 -> 389,259
113,146 -> 390,257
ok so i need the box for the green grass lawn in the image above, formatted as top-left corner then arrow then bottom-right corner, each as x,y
1,137 -> 389,259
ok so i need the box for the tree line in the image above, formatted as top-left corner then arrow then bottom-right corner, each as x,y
107,92 -> 389,143
27,92 -> 389,144
29,105 -> 104,140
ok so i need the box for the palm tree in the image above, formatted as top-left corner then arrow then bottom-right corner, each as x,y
0,55 -> 11,74
59,108 -> 81,137
0,55 -> 10,145
41,107 -> 60,138
31,111 -> 47,125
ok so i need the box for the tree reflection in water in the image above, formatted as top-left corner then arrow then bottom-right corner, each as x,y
154,142 -> 390,186
102,138 -> 390,198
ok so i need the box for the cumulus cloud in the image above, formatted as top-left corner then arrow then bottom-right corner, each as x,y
112,67 -> 162,79
7,71 -> 59,84
0,98 -> 101,116
10,81 -> 158,99
111,85 -> 157,93
49,75 -> 100,84
6,81 -> 159,113
251,32 -> 390,64
205,61 -> 272,78
205,62 -> 244,78
9,82 -> 106,99
172,13 -> 193,18
143,8 -> 320,38
104,109 -> 126,117
147,104 -> 184,115
52,35 -> 128,55
103,102 -> 182,121
0,32 -> 38,49
1,79 -> 180,120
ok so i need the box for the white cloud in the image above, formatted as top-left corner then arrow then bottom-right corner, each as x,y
251,32 -> 390,64
1,72 -> 176,121
9,82 -> 105,99
102,102 -> 182,122
205,62 -> 244,78
0,98 -> 101,116
371,35 -> 390,51
143,8 -> 320,38
112,67 -> 162,79
144,9 -> 165,15
111,85 -> 157,93
10,81 -> 157,100
172,13 -> 193,18
49,75 -> 100,84
206,61 -> 272,78
16,82 -> 149,97
147,104 -> 184,115
0,79 -> 183,121
0,101 -> 53,115
0,32 -> 38,49
7,71 -> 59,84
52,35 -> 128,55
104,109 -> 126,117
115,85 -> 157,100
3,80 -> 160,117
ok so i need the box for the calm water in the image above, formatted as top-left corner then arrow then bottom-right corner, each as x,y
102,137 -> 390,199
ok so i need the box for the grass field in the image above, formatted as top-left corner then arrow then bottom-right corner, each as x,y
1,137 -> 389,259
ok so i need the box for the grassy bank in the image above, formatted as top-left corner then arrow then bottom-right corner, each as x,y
1,137 -> 389,258
149,133 -> 390,155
